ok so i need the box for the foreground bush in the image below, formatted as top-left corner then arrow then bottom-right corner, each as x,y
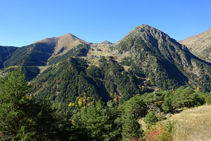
143,120 -> 174,141
205,94 -> 211,104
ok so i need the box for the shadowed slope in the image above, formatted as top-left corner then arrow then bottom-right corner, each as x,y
0,46 -> 17,69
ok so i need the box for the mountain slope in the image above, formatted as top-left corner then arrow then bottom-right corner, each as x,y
46,33 -> 88,62
171,105 -> 211,141
4,42 -> 56,67
3,33 -> 88,68
0,46 -> 17,69
179,28 -> 211,62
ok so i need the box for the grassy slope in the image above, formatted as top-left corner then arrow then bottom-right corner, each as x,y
170,105 -> 211,141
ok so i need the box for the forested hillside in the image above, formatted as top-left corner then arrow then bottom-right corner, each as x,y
32,57 -> 150,112
0,46 -> 17,69
4,42 -> 55,67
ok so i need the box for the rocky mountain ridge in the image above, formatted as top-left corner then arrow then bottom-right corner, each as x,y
179,28 -> 211,62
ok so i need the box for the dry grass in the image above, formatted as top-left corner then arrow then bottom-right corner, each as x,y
87,43 -> 112,57
84,43 -> 114,67
122,65 -> 131,71
48,33 -> 88,61
38,66 -> 50,73
170,105 -> 211,141
86,58 -> 101,67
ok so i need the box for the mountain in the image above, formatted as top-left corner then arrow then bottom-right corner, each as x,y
28,25 -> 211,110
114,25 -> 211,90
101,40 -> 112,44
3,33 -> 88,68
179,28 -> 211,62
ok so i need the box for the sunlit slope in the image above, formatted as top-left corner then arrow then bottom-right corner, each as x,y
179,28 -> 211,62
170,105 -> 211,141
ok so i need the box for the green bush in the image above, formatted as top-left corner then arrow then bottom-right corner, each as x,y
205,95 -> 211,104
143,120 -> 175,141
144,111 -> 158,127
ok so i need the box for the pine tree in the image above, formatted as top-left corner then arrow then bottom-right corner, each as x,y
0,68 -> 33,140
121,114 -> 141,141
72,100 -> 122,141
0,68 -> 76,140
121,95 -> 146,140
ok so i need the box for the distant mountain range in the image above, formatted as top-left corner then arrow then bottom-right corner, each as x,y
1,24 -> 211,106
179,28 -> 211,62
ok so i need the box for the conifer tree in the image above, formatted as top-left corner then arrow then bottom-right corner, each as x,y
121,95 -> 146,140
0,68 -> 76,140
72,100 -> 122,141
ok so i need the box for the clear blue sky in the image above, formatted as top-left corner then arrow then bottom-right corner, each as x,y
0,0 -> 211,47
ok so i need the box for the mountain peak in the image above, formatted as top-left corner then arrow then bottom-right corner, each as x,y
61,33 -> 79,40
34,37 -> 58,45
116,24 -> 169,46
133,24 -> 154,31
135,24 -> 161,33
101,40 -> 112,44
138,24 -> 152,28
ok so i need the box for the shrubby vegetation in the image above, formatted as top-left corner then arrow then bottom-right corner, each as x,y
143,120 -> 174,141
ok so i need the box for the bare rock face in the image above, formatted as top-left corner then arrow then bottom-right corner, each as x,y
179,28 -> 211,62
